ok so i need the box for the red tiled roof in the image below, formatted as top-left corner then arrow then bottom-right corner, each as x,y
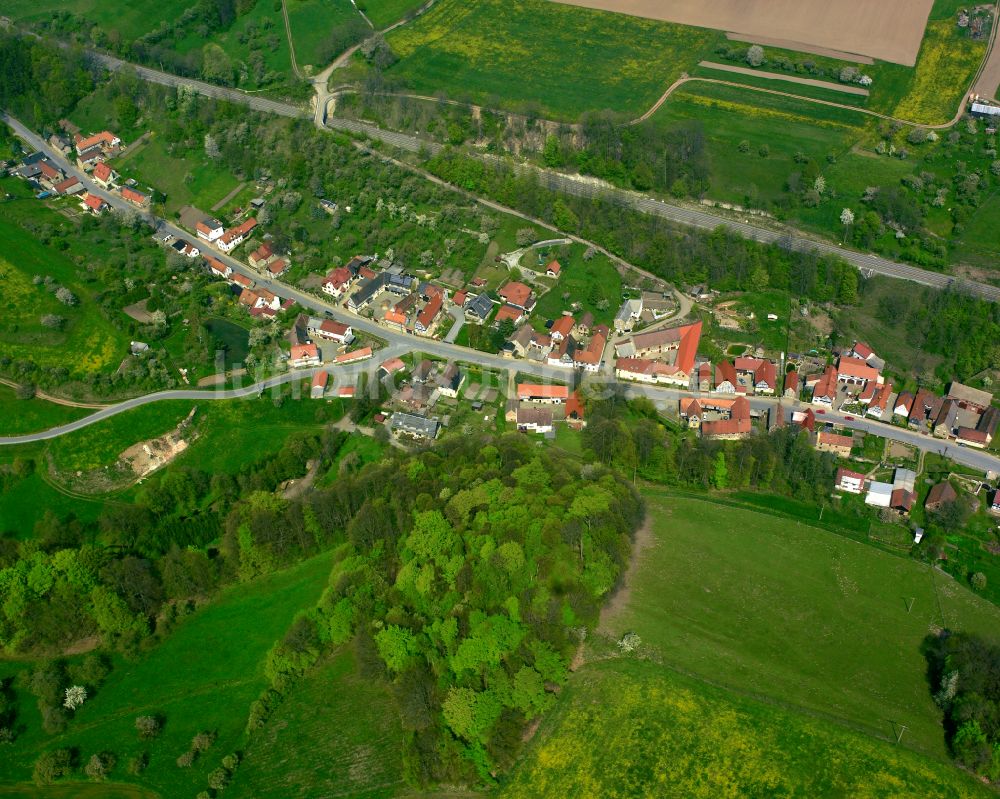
380,357 -> 406,374
207,256 -> 230,275
813,365 -> 838,400
574,330 -> 606,365
336,347 -> 372,363
837,357 -> 879,382
499,281 -> 533,308
122,186 -> 148,204
517,384 -> 570,401
566,391 -> 585,421
232,272 -> 253,288
616,358 -> 672,377
337,386 -> 356,398
817,431 -> 853,449
93,162 -> 112,182
551,315 -> 575,338
453,290 -> 467,306
290,343 -> 318,361
495,304 -> 523,324
312,371 -> 329,388
957,427 -> 988,443
39,161 -> 61,180
82,193 -> 105,211
267,258 -> 288,275
320,320 -> 351,338
53,176 -> 80,194
716,360 -> 737,386
545,260 -> 561,275
836,467 -> 866,485
417,294 -> 443,329
384,310 -> 407,326
785,370 -> 799,392
75,131 -> 118,152
852,341 -> 874,359
324,266 -> 351,288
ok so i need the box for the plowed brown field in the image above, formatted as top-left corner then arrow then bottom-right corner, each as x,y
548,0 -> 934,66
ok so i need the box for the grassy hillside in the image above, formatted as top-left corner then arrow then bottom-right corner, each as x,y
0,384 -> 88,436
384,0 -> 716,120
230,649 -> 406,798
286,0 -> 364,70
0,212 -> 130,378
2,0 -> 192,42
0,552 -> 334,795
361,0 -> 427,30
600,491 -> 1000,760
500,658 -> 994,798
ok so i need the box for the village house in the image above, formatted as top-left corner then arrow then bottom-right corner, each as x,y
437,364 -> 464,398
946,381 -> 993,412
218,218 -> 258,253
53,176 -> 84,196
384,309 -> 408,331
232,272 -> 255,290
714,361 -> 738,394
465,293 -> 494,324
700,396 -> 752,440
614,320 -> 702,387
925,481 -> 958,512
545,260 -> 562,279
267,258 -> 289,277
76,145 -> 105,170
415,293 -> 443,336
865,482 -> 893,508
37,160 -> 64,189
390,412 -> 440,440
413,360 -> 434,383
206,257 -> 232,279
337,386 -> 356,399
546,337 -> 575,368
783,370 -> 799,399
573,325 -> 608,373
792,408 -> 816,433
846,341 -> 885,371
239,287 -> 282,316
614,298 -> 643,333
809,366 -> 838,406
956,427 -> 990,448
835,467 -> 866,494
836,357 -> 880,389
335,347 -> 372,365
698,362 -> 714,392
196,217 -> 225,242
91,162 -> 117,189
288,343 -> 321,369
574,312 -> 594,338
893,391 -> 915,419
550,315 -> 575,342
248,243 -> 276,269
322,266 -> 354,298
517,384 -> 569,403
121,186 -> 150,208
815,431 -> 853,458
81,193 -> 107,215
615,358 -> 674,385
866,382 -> 894,419
734,357 -> 777,395
380,357 -> 406,377
74,130 -> 120,155
909,390 -> 944,428
516,407 -> 554,434
990,489 -> 1000,515
498,281 -> 536,311
452,289 -> 468,308
348,274 -> 387,311
311,371 -> 328,399
308,318 -> 354,345
171,239 -> 200,259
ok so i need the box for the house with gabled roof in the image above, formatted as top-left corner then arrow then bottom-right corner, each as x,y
866,382 -> 894,418
288,343 -> 321,368
701,396 -> 752,440
550,315 -> 575,342
74,130 -> 120,154
465,292 -> 494,324
835,468 -> 866,494
92,161 -> 117,189
498,281 -> 535,311
616,358 -> 674,384
714,361 -> 738,394
810,366 -> 838,406
206,257 -> 232,279
495,304 -> 525,326
545,260 -> 562,278
415,293 -> 443,336
196,217 -> 224,242
573,326 -> 607,373
308,318 -> 354,345
249,243 -> 276,269
311,371 -> 329,399
121,186 -> 150,208
518,384 -> 569,403
322,266 -> 354,298
783,370 -> 799,399
81,193 -> 107,214
218,217 -> 257,253
816,431 -> 853,457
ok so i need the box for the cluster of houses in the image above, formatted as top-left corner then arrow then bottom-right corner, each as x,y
503,312 -> 608,373
614,321 -> 704,388
504,383 -> 587,435
835,466 -> 919,515
797,341 -> 999,447
7,128 -> 154,217
613,292 -> 675,333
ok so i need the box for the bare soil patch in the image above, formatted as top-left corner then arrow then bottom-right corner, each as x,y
123,298 -> 155,323
699,61 -> 869,96
548,0 -> 933,66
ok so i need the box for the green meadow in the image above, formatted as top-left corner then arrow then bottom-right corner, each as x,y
0,385 -> 88,436
0,211 -> 130,378
500,658 -> 994,799
230,649 -> 406,798
601,491 -> 1000,760
0,552 -> 334,796
1,0 -> 192,42
285,0 -> 365,70
361,0 -> 427,30
530,246 -> 621,327
385,0 -> 716,120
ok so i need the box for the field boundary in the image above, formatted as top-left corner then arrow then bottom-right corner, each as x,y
698,61 -> 870,96
725,31 -> 874,64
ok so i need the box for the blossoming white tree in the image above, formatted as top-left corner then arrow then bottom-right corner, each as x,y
64,685 -> 86,711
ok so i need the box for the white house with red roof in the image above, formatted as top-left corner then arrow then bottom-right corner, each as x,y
498,281 -> 535,311
335,347 -> 372,364
53,176 -> 84,196
545,260 -> 562,278
734,357 -> 777,395
835,468 -> 867,494
416,293 -> 443,336
248,243 -> 275,269
574,326 -> 608,373
517,384 -> 570,403
310,371 -> 329,399
206,257 -> 232,279
91,161 -> 117,189
308,318 -> 354,345
836,356 -> 880,387
74,131 -> 120,155
614,321 -> 702,387
196,217 -> 224,242
810,365 -> 838,406
218,218 -> 257,253
288,343 -> 321,368
866,382 -> 894,419
615,358 -> 674,384
321,266 -> 354,298
81,193 -> 107,214
550,315 -> 575,342
121,186 -> 150,208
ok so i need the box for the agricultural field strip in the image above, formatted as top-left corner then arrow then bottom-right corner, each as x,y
547,0 -> 934,66
698,61 -> 870,95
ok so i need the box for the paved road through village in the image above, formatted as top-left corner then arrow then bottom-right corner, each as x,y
5,116 -> 1000,475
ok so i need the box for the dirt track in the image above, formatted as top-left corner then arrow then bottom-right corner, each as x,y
699,61 -> 869,96
548,0 -> 934,66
